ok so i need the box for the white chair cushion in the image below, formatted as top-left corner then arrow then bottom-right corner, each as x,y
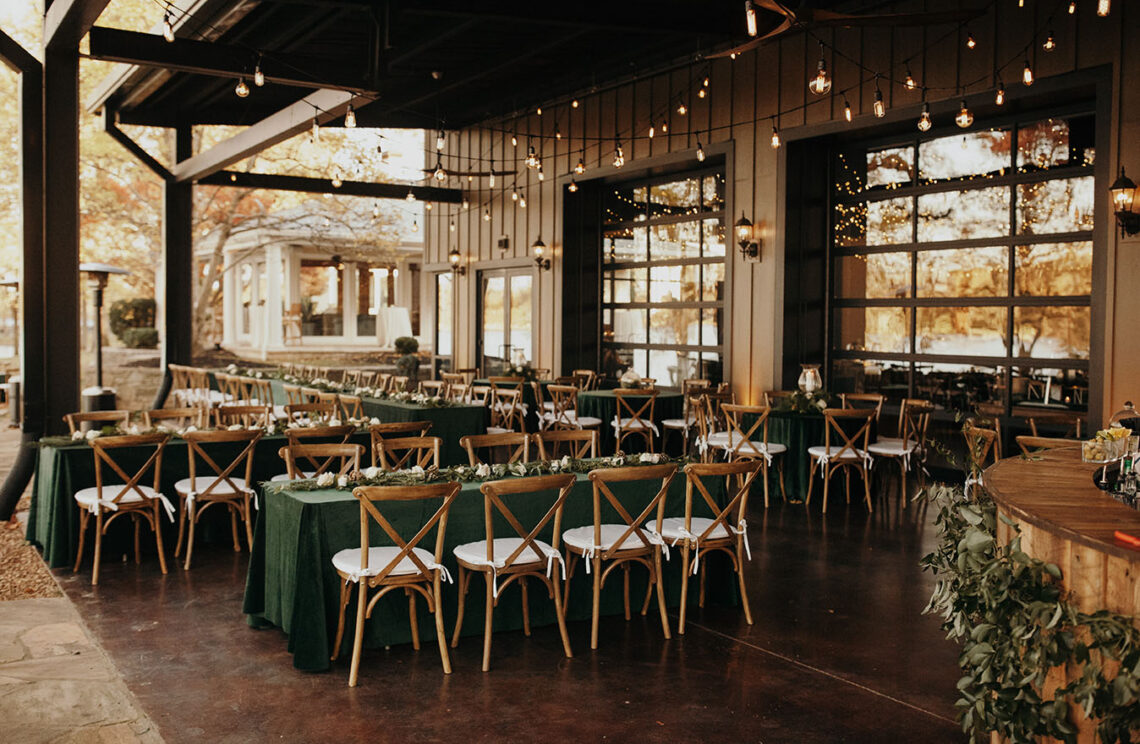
866,440 -> 918,456
654,516 -> 730,543
542,412 -> 603,428
268,470 -> 316,482
332,546 -> 438,582
453,537 -> 558,569
486,426 -> 514,435
707,431 -> 787,455
563,524 -> 649,553
74,484 -> 161,509
661,417 -> 695,430
807,445 -> 867,460
174,475 -> 250,496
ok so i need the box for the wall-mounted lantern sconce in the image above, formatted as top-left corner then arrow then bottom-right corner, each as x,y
448,247 -> 466,276
533,236 -> 551,271
734,212 -> 761,261
1111,166 -> 1140,237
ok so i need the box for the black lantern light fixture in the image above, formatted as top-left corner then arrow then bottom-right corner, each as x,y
1111,166 -> 1139,237
734,212 -> 760,260
448,247 -> 466,276
532,236 -> 551,271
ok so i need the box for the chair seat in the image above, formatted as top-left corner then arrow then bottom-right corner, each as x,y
269,470 -> 316,482
453,537 -> 559,569
661,416 -> 695,430
807,445 -> 869,461
563,524 -> 653,554
542,412 -> 603,428
332,546 -> 439,582
707,431 -> 787,455
486,426 -> 515,435
866,440 -> 919,457
611,417 -> 659,434
653,516 -> 731,543
174,475 -> 251,497
74,484 -> 162,510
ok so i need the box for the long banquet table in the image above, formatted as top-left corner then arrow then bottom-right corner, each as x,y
242,469 -> 736,671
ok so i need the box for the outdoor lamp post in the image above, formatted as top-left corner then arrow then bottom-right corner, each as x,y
79,262 -> 130,390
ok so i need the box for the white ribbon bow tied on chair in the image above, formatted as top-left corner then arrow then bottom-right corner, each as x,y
487,545 -> 562,598
101,489 -> 175,522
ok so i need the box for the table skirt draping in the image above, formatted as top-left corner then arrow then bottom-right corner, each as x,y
576,390 -> 685,454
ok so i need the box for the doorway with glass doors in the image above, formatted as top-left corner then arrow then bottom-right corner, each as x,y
477,269 -> 533,377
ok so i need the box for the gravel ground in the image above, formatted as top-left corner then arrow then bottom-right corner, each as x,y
0,497 -> 61,601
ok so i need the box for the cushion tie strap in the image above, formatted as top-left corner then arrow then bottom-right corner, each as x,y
730,519 -> 752,562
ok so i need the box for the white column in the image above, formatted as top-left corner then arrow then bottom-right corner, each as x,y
221,255 -> 236,346
342,262 -> 357,339
264,245 -> 284,348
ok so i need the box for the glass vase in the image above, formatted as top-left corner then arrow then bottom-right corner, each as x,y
798,364 -> 822,394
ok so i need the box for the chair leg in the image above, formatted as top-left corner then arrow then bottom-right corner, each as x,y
590,555 -> 601,650
406,589 -> 420,650
551,572 -> 573,660
863,466 -> 873,513
520,577 -> 531,637
183,501 -> 197,570
806,458 -> 818,507
900,459 -> 908,508
331,580 -> 350,661
450,566 -> 469,649
73,508 -> 88,573
844,468 -> 851,504
348,581 -> 368,687
244,494 -> 255,549
737,540 -> 753,625
678,543 -> 691,635
778,459 -> 787,501
433,574 -> 452,674
92,511 -> 104,586
698,557 -> 707,608
822,465 -> 830,514
762,459 -> 770,509
133,517 -> 141,564
481,575 -> 494,672
654,548 -> 671,640
174,498 -> 186,558
153,503 -> 167,575
640,566 -> 652,616
562,552 -> 577,608
622,563 -> 631,621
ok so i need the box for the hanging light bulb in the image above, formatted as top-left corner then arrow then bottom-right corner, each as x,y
461,196 -> 470,209
648,124 -> 655,139
555,126 -> 562,140
730,52 -> 738,60
425,202 -> 433,211
955,99 -> 974,128
511,133 -> 518,147
1069,1 -> 1077,13
698,87 -> 707,99
873,79 -> 886,118
917,103 -> 932,132
525,146 -> 539,168
483,209 -> 491,222
234,78 -> 250,98
436,130 -> 445,150
571,99 -> 579,108
904,66 -> 916,91
406,189 -> 416,201
537,163 -> 545,181
1023,59 -> 1035,85
995,77 -> 1006,105
344,105 -> 357,128
696,140 -> 706,162
489,164 -> 495,188
519,195 -> 527,208
433,162 -> 447,181
331,172 -> 342,188
677,101 -> 688,115
536,107 -> 542,116
372,202 -> 380,219
661,121 -> 668,133
450,220 -> 456,232
311,117 -> 320,143
253,62 -> 265,88
808,43 -> 831,95
966,32 -> 977,50
612,142 -> 625,168
1043,31 -> 1056,52
568,179 -> 579,193
511,184 -> 519,202
1097,0 -> 1110,16
162,10 -> 175,42
411,220 -> 418,233
575,154 -> 586,175
843,96 -> 853,122
745,0 -> 758,37
770,124 -> 780,149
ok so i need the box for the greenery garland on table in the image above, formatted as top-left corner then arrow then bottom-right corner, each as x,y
921,482 -> 1140,743
772,390 -> 839,414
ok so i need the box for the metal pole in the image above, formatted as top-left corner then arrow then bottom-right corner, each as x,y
93,280 -> 103,388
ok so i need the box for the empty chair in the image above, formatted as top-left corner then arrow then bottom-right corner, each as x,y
488,387 -> 526,433
64,410 -> 131,435
368,421 -> 432,467
440,372 -> 466,389
460,432 -> 530,466
72,432 -> 172,585
533,429 -> 598,460
710,403 -> 787,508
376,436 -> 441,471
867,400 -> 933,504
690,391 -> 735,462
611,388 -> 659,454
376,373 -> 392,393
1024,410 -> 1083,439
451,474 -> 576,671
418,380 -> 447,397
571,369 -> 597,390
338,395 -> 364,421
661,460 -> 761,634
282,384 -> 307,406
841,392 -> 885,423
661,379 -> 710,453
284,401 -> 338,426
143,407 -> 206,431
333,481 -> 462,685
542,384 -> 602,431
215,404 -> 273,429
174,428 -> 262,569
454,368 -> 480,384
356,371 -> 378,389
279,443 -> 363,482
1016,435 -> 1079,456
271,425 -> 357,481
563,463 -> 678,649
806,408 -> 876,514
447,383 -> 471,403
963,421 -> 1000,495
468,385 -> 493,406
532,368 -> 551,380
390,375 -> 409,393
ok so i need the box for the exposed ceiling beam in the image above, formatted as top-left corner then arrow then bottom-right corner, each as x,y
199,170 -> 463,203
44,0 -> 112,49
0,26 -> 40,74
87,27 -> 378,95
102,108 -> 173,181
171,88 -> 371,183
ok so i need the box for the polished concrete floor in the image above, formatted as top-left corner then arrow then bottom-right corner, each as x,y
54,484 -> 962,744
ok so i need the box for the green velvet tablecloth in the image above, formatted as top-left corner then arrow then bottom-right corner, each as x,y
472,378 -> 553,432
765,411 -> 878,502
242,470 -> 734,672
359,399 -> 486,466
577,390 -> 685,454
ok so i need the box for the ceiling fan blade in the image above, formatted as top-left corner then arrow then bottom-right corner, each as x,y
805,7 -> 986,28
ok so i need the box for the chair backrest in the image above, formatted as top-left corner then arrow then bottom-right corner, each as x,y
571,369 -> 597,390
545,384 -> 583,430
357,371 -> 377,388
90,432 -> 170,504
441,372 -> 466,389
587,463 -> 678,559
700,390 -> 735,434
282,384 -> 306,406
368,421 -> 433,467
762,390 -> 795,407
181,429 -> 262,498
682,460 -> 761,543
689,394 -> 714,462
841,393 -> 885,422
1015,435 -> 1079,456
285,424 -> 355,447
821,408 -> 875,458
299,387 -> 322,403
64,410 -> 132,435
284,401 -> 338,426
532,368 -> 551,380
478,474 -> 576,569
455,368 -> 480,384
351,482 -> 462,583
899,400 -> 935,448
143,407 -> 205,430
720,403 -> 772,458
338,394 -> 363,421
461,432 -> 530,465
390,375 -> 409,393
1024,411 -> 1083,439
344,370 -> 363,387
680,379 -> 711,417
279,443 -> 363,479
468,385 -> 493,405
376,436 -> 441,471
896,398 -> 931,439
613,388 -> 658,430
214,404 -> 273,429
490,387 -> 526,431
964,421 -> 1000,472
533,429 -> 597,460
448,383 -> 471,403
488,376 -> 523,386
418,380 -> 447,397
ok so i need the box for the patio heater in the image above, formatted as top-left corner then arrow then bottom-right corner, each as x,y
0,277 -> 17,424
79,262 -> 130,410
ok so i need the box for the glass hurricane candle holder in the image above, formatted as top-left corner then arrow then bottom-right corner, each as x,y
798,364 -> 822,394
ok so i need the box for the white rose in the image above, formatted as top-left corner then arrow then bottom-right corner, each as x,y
475,463 -> 491,478
336,475 -> 349,488
316,472 -> 335,487
550,460 -> 561,472
363,466 -> 380,479
369,417 -> 381,425
329,418 -> 341,426
561,455 -> 572,469
639,452 -> 654,463
410,465 -> 425,478
255,372 -> 264,379
228,424 -> 244,431
492,463 -> 507,477
71,430 -> 84,440
85,429 -> 100,440
510,462 -> 527,476
127,424 -> 141,435
815,399 -> 827,410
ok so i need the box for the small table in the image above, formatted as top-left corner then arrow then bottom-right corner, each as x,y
577,389 -> 684,454
765,411 -> 878,503
472,378 -> 553,432
359,399 -> 486,466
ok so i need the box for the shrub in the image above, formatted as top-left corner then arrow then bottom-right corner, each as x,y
394,336 -> 419,354
108,298 -> 156,343
121,327 -> 159,349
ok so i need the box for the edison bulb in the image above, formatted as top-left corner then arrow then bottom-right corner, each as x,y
745,0 -> 758,36
234,78 -> 249,98
808,61 -> 831,95
1043,33 -> 1056,52
253,66 -> 265,87
955,100 -> 973,128
917,105 -> 932,132
344,106 -> 356,128
873,90 -> 885,118
568,180 -> 579,193
995,84 -> 1006,105
162,12 -> 175,42
1098,0 -> 1110,16
770,127 -> 780,149
1023,61 -> 1034,85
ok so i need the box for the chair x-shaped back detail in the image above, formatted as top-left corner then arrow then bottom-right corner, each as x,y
807,408 -> 875,514
177,429 -> 263,568
612,389 -> 658,454
377,436 -> 441,471
460,432 -> 530,466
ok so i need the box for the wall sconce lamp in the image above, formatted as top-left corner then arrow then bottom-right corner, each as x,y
1111,166 -> 1140,237
448,247 -> 467,276
735,212 -> 761,261
532,236 -> 551,271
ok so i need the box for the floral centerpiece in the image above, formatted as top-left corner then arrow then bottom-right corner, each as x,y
508,361 -> 539,383
773,389 -> 838,414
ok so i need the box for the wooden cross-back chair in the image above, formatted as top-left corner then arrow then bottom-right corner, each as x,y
343,370 -> 363,387
376,436 -> 441,471
532,368 -> 551,380
356,371 -> 378,389
455,368 -> 480,384
174,428 -> 262,569
868,401 -> 933,507
451,474 -> 576,671
389,375 -> 409,393
841,392 -> 885,423
213,372 -> 237,403
440,372 -> 466,390
72,432 -> 172,585
715,403 -> 787,508
533,429 -> 598,460
468,385 -> 493,406
963,421 -> 1000,495
338,394 -> 363,421
282,384 -> 307,406
460,432 -> 531,466
1015,435 -> 1079,456
284,401 -> 338,426
489,387 -> 526,433
571,369 -> 597,390
1023,411 -> 1084,439
279,443 -> 363,481
334,481 -> 463,685
169,364 -> 208,408
214,404 -> 274,429
375,373 -> 392,393
762,390 -> 795,408
661,379 -> 711,453
418,380 -> 447,397
542,384 -> 602,431
667,460 -> 761,634
611,388 -> 659,455
64,410 -> 131,435
562,463 -> 678,649
806,408 -> 876,514
143,407 -> 206,430
272,426 -> 358,481
447,383 -> 471,403
368,421 -> 433,467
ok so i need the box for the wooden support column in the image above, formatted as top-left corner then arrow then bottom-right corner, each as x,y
153,124 -> 194,408
42,47 -> 80,435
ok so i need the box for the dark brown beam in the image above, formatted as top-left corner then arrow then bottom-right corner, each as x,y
87,26 -> 379,95
199,170 -> 463,203
102,108 -> 172,181
154,124 -> 194,408
44,0 -> 112,49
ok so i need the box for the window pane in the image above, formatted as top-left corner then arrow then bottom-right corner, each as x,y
435,273 -> 453,356
1013,306 -> 1090,359
649,221 -> 700,259
1017,115 -> 1095,171
612,309 -> 645,343
918,130 -> 1011,183
916,307 -> 1007,356
649,178 -> 701,219
915,363 -> 1005,408
835,307 -> 912,353
649,308 -> 701,345
836,198 -> 913,248
702,218 -> 726,257
702,262 -> 725,302
1016,176 -> 1094,235
605,185 -> 646,224
701,308 -> 721,346
918,187 -> 1010,242
508,275 -> 532,363
866,146 -> 915,188
649,350 -> 700,387
1015,242 -> 1092,296
649,264 -> 699,302
299,259 -> 344,337
835,253 -> 911,299
1010,367 -> 1089,410
702,174 -> 726,211
605,227 -> 644,263
916,246 -> 1008,298
609,268 -> 647,303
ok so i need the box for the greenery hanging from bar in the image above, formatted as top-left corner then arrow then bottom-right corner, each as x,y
922,483 -> 1140,743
